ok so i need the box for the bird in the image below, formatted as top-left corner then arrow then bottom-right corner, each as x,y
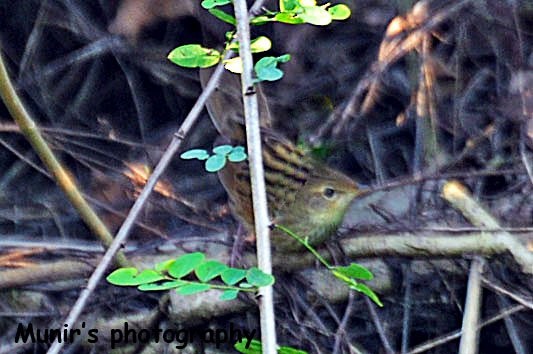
200,69 -> 366,251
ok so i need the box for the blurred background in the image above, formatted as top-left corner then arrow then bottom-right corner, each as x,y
0,0 -> 532,353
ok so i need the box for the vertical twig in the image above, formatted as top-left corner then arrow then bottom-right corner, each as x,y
458,257 -> 483,354
233,1 -> 277,353
401,264 -> 413,354
365,297 -> 395,354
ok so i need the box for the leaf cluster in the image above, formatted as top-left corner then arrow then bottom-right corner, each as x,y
167,0 -> 351,82
106,252 -> 274,301
180,144 -> 247,172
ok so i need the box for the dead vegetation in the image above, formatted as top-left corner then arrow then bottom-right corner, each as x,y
0,0 -> 532,353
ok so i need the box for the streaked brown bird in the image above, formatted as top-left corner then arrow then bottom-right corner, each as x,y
201,69 -> 365,251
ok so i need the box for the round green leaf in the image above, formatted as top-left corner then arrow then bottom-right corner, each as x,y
299,6 -> 332,26
195,260 -> 228,282
168,44 -> 221,68
138,280 -> 186,291
180,149 -> 210,160
213,145 -> 234,155
328,4 -> 351,20
255,57 -> 284,82
280,0 -> 301,12
175,283 -> 211,295
168,252 -> 205,279
201,0 -> 231,9
228,150 -> 247,162
221,268 -> 247,285
333,263 -> 374,280
250,36 -> 272,53
224,57 -> 243,74
107,268 -> 165,286
246,267 -> 275,287
220,289 -> 240,301
205,154 -> 227,172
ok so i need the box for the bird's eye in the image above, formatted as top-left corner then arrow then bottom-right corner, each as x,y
323,187 -> 336,199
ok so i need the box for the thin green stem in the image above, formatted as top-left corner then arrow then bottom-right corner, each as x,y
274,224 -> 332,269
158,276 -> 258,293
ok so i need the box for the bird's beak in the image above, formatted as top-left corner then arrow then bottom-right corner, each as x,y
356,183 -> 372,197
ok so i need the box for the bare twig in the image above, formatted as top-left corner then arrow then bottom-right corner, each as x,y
481,277 -> 533,310
334,232 -> 533,275
458,257 -> 484,354
365,297 -> 395,354
440,180 -> 533,273
0,260 -> 93,289
495,294 -> 528,354
408,304 -> 525,354
233,0 -> 277,353
333,292 -> 355,354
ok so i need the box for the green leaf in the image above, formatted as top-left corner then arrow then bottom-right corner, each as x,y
168,44 -> 221,68
299,6 -> 332,26
176,283 -> 211,295
234,339 -> 308,354
205,154 -> 227,172
277,54 -> 291,63
138,280 -> 186,291
221,268 -> 247,285
234,338 -> 262,353
333,263 -> 374,281
228,149 -> 247,162
274,12 -> 304,24
220,289 -> 240,301
255,56 -> 291,82
250,36 -> 272,53
250,15 -> 272,25
351,283 -> 383,307
208,8 -> 236,25
224,57 -> 243,74
226,36 -> 271,53
246,267 -> 275,287
180,149 -> 210,160
328,4 -> 351,20
213,145 -> 234,155
279,346 -> 309,354
107,268 -> 165,286
279,0 -> 301,12
168,252 -> 205,279
195,260 -> 228,282
239,282 -> 254,289
201,0 -> 231,9
155,259 -> 175,272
